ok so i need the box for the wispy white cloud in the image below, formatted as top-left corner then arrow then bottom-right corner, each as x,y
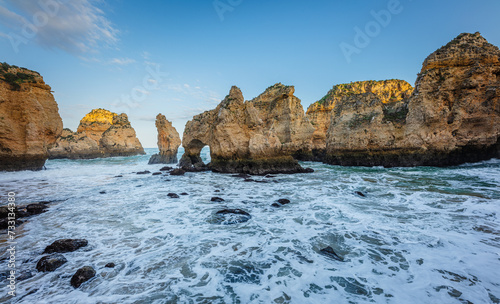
0,0 -> 118,54
109,57 -> 135,65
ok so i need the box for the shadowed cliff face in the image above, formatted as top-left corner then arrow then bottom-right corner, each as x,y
0,63 -> 63,171
180,84 -> 314,174
323,32 -> 500,167
148,114 -> 181,164
48,110 -> 145,159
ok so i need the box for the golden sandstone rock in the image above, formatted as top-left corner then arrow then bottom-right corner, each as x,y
148,114 -> 181,164
49,110 -> 145,159
0,63 -> 63,171
180,84 -> 314,174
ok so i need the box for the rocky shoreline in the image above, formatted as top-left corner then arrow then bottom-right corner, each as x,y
1,32 -> 499,172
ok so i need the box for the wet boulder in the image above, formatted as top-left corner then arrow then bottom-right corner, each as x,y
43,239 -> 88,254
170,168 -> 186,176
70,266 -> 96,288
167,193 -> 179,198
211,197 -> 225,202
36,254 -> 67,272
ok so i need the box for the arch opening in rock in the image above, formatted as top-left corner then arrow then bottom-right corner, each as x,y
179,139 -> 210,171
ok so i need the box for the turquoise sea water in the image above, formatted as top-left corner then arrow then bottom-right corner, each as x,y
0,148 -> 499,304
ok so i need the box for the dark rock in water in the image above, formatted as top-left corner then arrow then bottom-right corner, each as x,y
304,168 -> 314,173
319,246 -> 344,261
43,239 -> 88,254
99,191 -> 106,194
231,173 -> 251,179
105,263 -> 115,268
272,199 -> 290,208
26,203 -> 47,215
70,266 -> 96,288
36,254 -> 67,272
170,168 -> 186,176
254,180 -> 268,183
214,190 -> 221,193
277,199 -> 290,205
211,197 -> 225,202
136,170 -> 151,175
243,178 -> 254,182
180,192 -> 189,196
167,193 -> 179,198
213,209 -> 252,225
114,175 -> 123,178
355,191 -> 366,197
152,172 -> 162,176
17,270 -> 34,281
159,166 -> 173,171
265,175 -> 276,178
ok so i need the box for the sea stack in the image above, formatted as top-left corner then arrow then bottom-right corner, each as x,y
180,84 -> 314,174
321,32 -> 500,166
0,63 -> 63,171
49,109 -> 145,159
148,114 -> 181,164
306,79 -> 413,160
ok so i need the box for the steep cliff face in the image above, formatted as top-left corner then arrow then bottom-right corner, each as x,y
0,63 -> 63,171
48,128 -> 101,159
307,80 -> 413,154
49,110 -> 145,159
324,32 -> 500,166
180,84 -> 314,174
99,113 -> 145,157
148,114 -> 181,164
403,32 -> 500,165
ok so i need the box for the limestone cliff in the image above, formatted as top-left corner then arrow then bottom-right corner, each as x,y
0,63 -> 63,171
149,114 -> 181,164
402,32 -> 500,165
77,108 -> 116,142
49,110 -> 145,159
180,84 -> 314,174
306,80 -> 413,155
324,32 -> 500,166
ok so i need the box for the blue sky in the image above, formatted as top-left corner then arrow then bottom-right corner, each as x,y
1,0 -> 499,147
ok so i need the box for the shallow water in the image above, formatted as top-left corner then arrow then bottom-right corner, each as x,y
0,148 -> 499,304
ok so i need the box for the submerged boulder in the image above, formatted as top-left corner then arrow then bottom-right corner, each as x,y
149,114 -> 181,164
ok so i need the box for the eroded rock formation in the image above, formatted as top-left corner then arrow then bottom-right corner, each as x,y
323,32 -> 500,166
149,114 -> 181,164
180,84 -> 314,174
307,80 -> 413,158
0,63 -> 63,171
49,109 -> 145,159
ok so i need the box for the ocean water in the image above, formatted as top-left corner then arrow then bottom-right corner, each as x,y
0,148 -> 499,304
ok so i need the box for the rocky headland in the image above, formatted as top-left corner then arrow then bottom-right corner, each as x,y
306,79 -> 414,160
0,63 -> 63,171
148,114 -> 181,164
180,84 -> 314,174
319,32 -> 499,166
48,109 -> 145,159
